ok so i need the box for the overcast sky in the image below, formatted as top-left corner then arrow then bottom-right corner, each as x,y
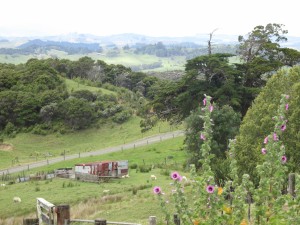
1,0 -> 299,37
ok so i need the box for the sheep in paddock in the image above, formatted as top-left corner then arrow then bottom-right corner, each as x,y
13,197 -> 21,203
150,174 -> 157,180
103,189 -> 110,194
0,184 -> 5,187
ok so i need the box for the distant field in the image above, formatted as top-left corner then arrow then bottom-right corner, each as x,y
65,78 -> 116,95
0,49 -> 186,72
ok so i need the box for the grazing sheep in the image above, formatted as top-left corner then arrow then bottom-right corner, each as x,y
125,174 -> 130,178
103,189 -> 110,194
182,176 -> 188,182
13,197 -> 21,203
0,184 -> 5,187
150,175 -> 157,180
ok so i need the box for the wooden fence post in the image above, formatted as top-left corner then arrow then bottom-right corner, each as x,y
173,214 -> 180,225
149,216 -> 156,225
288,173 -> 296,197
56,204 -> 70,225
95,219 -> 107,225
23,218 -> 39,225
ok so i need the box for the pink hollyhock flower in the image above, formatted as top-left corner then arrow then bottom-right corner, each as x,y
203,98 -> 207,106
273,133 -> 279,141
171,171 -> 181,181
281,156 -> 287,164
261,148 -> 267,155
264,136 -> 268,144
206,185 -> 215,194
285,104 -> 289,110
281,124 -> 286,131
153,186 -> 162,194
209,105 -> 214,112
200,133 -> 206,140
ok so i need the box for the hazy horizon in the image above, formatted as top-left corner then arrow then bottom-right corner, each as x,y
1,0 -> 300,38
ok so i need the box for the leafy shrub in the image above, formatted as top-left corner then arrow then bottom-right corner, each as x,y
138,165 -> 152,173
235,66 -> 300,183
4,122 -> 16,138
112,110 -> 132,123
32,125 -> 48,135
129,163 -> 138,169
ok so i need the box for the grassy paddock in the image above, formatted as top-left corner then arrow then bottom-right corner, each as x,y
0,136 -> 186,224
64,78 -> 116,95
0,116 -> 181,169
0,50 -> 186,72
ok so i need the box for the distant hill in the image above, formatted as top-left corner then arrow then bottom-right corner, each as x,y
0,39 -> 103,55
1,32 -> 299,49
1,32 -> 239,46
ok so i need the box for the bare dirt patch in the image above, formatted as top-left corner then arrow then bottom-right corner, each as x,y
0,144 -> 13,151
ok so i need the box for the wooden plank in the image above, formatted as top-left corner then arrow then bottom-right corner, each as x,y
37,198 -> 55,211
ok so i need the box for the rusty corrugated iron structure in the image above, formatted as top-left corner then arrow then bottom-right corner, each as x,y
74,160 -> 128,182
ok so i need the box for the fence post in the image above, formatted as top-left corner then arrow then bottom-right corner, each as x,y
23,218 -> 39,225
56,204 -> 70,225
173,214 -> 180,225
288,173 -> 296,197
95,219 -> 107,225
149,216 -> 156,225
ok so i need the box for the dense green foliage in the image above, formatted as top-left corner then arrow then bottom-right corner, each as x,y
0,58 -> 139,135
151,23 -> 300,120
184,104 -> 241,184
235,66 -> 300,183
133,41 -> 237,59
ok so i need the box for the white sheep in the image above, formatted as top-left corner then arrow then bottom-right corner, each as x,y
103,189 -> 110,193
150,175 -> 157,180
124,174 -> 130,178
13,197 -> 21,203
182,176 -> 188,182
0,184 -> 5,187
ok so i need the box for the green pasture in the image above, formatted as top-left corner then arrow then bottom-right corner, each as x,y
0,49 -> 186,72
64,78 -> 116,95
0,116 -> 183,169
0,136 -> 186,224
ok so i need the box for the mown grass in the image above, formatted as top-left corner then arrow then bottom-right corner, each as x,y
0,116 -> 183,169
0,136 -> 186,224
